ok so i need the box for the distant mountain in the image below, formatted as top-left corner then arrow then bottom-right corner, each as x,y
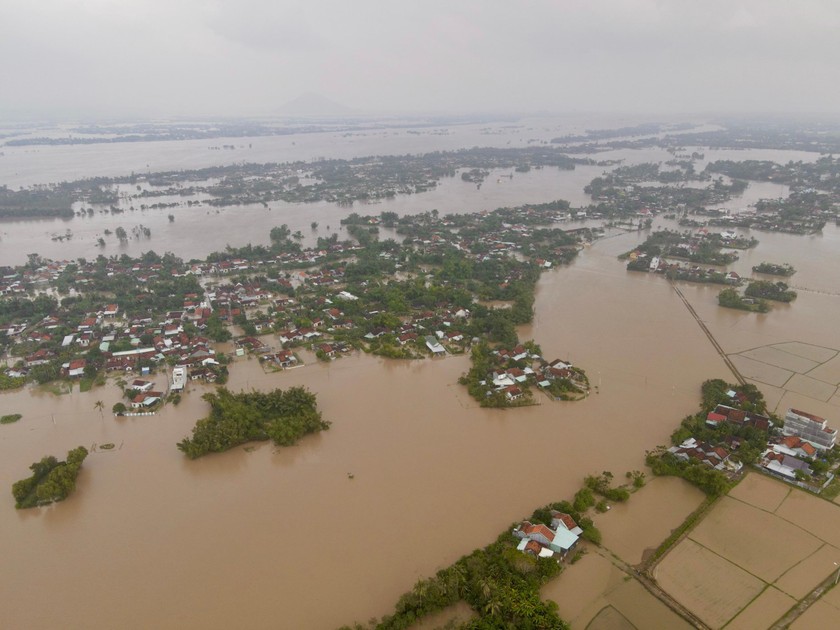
276,93 -> 357,118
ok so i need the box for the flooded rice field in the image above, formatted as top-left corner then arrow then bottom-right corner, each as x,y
654,473 -> 840,629
592,476 -> 705,566
540,551 -> 692,630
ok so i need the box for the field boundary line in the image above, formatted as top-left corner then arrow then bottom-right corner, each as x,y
682,535 -> 770,585
729,472 -> 840,547
769,573 -> 840,628
592,546 -> 710,630
720,584 -> 774,630
726,483 -> 791,516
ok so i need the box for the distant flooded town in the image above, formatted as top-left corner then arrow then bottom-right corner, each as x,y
3,115 -> 840,629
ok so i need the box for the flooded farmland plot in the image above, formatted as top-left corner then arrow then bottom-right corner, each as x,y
592,476 -> 705,566
540,551 -> 692,630
653,472 -> 840,629
724,586 -> 797,630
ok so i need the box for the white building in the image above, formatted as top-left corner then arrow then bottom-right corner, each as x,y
784,409 -> 837,450
171,366 -> 188,392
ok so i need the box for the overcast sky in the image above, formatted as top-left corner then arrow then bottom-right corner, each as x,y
2,0 -> 839,119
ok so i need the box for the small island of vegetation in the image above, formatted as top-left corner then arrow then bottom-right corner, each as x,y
1,413 -> 22,425
12,446 -> 89,509
177,386 -> 328,458
744,280 -> 797,303
717,287 -> 770,313
752,262 -> 796,277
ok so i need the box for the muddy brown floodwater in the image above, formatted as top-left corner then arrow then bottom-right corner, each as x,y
0,234 -> 733,629
2,217 -> 838,628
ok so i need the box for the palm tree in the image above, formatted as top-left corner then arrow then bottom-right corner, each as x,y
94,400 -> 104,417
412,579 -> 429,604
483,598 -> 502,617
478,576 -> 494,601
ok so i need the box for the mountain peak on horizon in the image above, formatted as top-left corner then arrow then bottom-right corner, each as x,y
277,93 -> 356,118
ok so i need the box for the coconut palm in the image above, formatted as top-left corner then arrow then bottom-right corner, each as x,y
94,400 -> 104,417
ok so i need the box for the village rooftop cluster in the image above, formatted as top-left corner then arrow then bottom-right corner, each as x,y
1,202 -> 595,409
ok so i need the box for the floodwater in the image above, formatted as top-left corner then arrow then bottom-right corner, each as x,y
0,113 -> 707,188
0,160 -> 802,267
0,114 -> 735,266
593,476 -> 705,566
0,239 -> 733,629
2,125 -> 839,629
0,164 -> 604,266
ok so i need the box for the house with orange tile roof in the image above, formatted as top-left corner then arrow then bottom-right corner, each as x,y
513,519 -> 579,557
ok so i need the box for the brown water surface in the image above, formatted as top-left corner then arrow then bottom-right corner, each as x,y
0,240 -> 731,629
2,136 -> 838,628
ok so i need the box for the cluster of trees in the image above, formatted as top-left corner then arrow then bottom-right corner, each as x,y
583,471 -> 631,503
752,262 -> 796,277
645,450 -> 731,497
707,156 -> 840,194
718,288 -> 770,313
0,293 -> 59,324
699,379 -> 767,414
0,182 -> 111,219
346,223 -> 379,247
177,387 -> 328,458
0,371 -> 25,391
745,280 -> 797,303
12,446 -> 88,508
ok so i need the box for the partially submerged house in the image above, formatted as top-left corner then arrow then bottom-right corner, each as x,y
425,335 -> 446,356
512,518 -> 580,559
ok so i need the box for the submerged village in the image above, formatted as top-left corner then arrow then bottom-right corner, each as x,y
1,200 -> 594,413
4,123 -> 840,629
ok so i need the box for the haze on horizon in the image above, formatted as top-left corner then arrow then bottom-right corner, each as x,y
1,0 -> 839,121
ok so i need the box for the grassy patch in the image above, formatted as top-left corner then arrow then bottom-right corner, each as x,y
1,413 -> 23,425
821,478 -> 840,501
41,381 -> 71,395
79,378 -> 94,393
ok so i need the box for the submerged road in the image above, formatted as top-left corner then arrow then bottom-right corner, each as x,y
669,281 -> 746,386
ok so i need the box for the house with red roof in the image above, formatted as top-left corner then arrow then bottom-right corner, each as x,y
63,359 -> 87,378
513,519 -> 579,557
550,511 -> 584,536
